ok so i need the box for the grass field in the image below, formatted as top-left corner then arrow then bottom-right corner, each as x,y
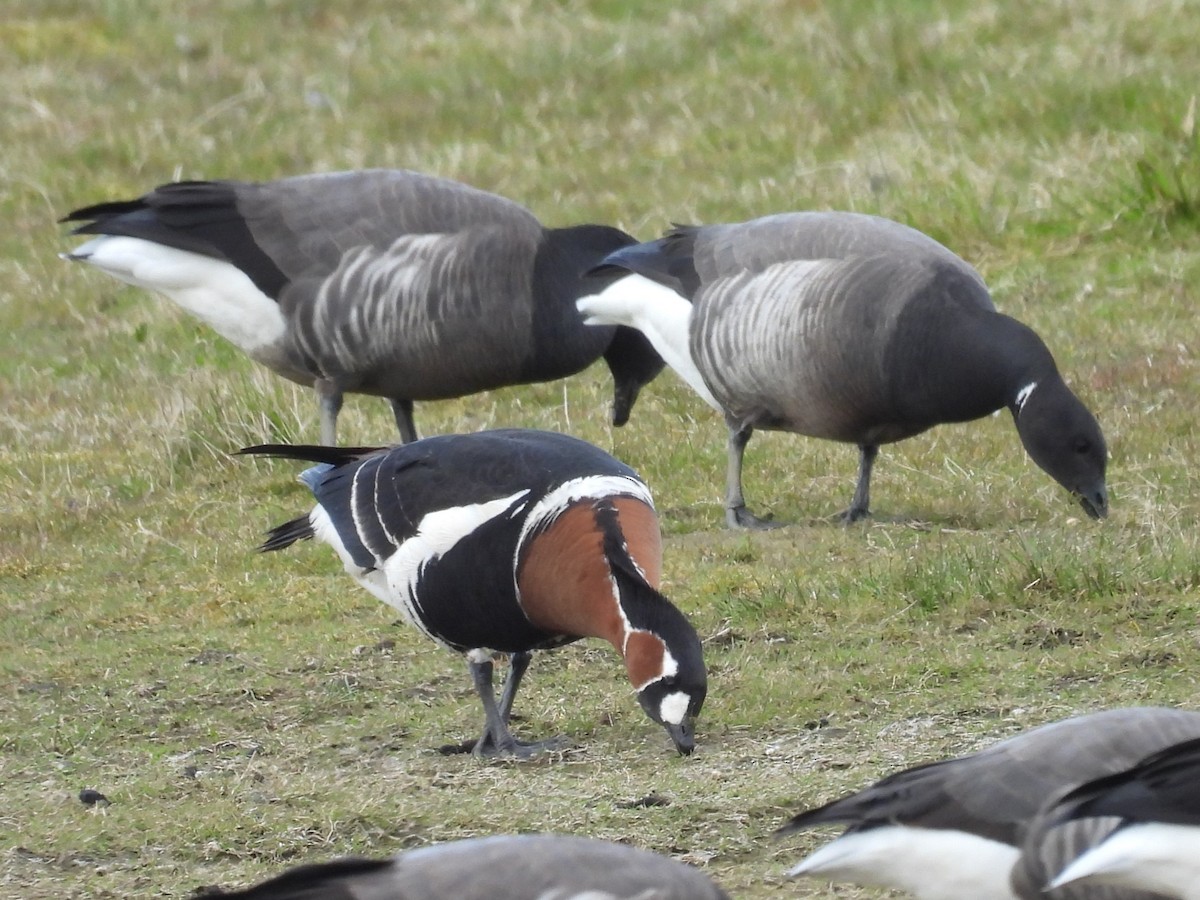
3,1 -> 1199,897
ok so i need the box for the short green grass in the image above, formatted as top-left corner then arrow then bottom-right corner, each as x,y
3,1 -> 1200,897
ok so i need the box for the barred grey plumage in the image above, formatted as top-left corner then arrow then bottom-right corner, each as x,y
579,211 -> 1107,527
62,169 -> 663,444
779,707 -> 1200,900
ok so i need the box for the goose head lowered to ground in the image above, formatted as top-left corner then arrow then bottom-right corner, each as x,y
62,169 -> 663,445
240,429 -> 706,757
198,833 -> 731,899
577,212 -> 1107,528
778,707 -> 1200,900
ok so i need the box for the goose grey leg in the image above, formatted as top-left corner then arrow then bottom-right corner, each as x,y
314,379 -> 342,446
442,651 -> 566,758
725,421 -> 781,530
390,398 -> 418,444
841,443 -> 878,523
495,650 -> 532,724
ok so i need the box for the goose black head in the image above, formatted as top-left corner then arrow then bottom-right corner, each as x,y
1012,377 -> 1108,519
637,670 -> 707,756
625,613 -> 707,756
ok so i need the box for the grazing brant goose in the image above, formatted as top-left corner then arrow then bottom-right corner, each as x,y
61,169 -> 663,445
577,212 -> 1108,527
201,834 -> 731,899
240,429 -> 706,756
1044,737 -> 1200,899
778,707 -> 1200,900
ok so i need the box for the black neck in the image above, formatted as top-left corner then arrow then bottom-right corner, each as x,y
534,224 -> 638,302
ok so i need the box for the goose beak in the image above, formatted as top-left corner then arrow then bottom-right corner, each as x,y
665,718 -> 695,756
1077,481 -> 1108,519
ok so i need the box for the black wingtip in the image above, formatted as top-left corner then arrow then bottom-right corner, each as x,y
237,444 -> 385,467
210,857 -> 393,899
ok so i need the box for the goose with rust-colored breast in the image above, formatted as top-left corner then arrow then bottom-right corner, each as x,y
778,707 -> 1200,900
62,170 -> 663,445
198,834 -> 731,899
577,212 -> 1108,527
1041,736 -> 1200,899
240,428 -> 706,756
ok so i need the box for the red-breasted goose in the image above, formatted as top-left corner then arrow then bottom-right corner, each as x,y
240,429 -> 706,756
578,212 -> 1108,528
778,707 -> 1200,900
199,833 -> 731,899
1042,737 -> 1200,899
61,170 -> 663,444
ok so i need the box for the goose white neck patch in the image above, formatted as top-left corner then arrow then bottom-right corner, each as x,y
1014,381 -> 1038,413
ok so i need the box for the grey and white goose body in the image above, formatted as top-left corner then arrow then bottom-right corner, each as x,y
62,169 -> 663,444
578,211 -> 1108,527
202,833 -> 731,899
1040,736 -> 1200,899
778,707 -> 1200,900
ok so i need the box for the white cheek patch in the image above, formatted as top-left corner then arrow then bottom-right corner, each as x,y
658,690 -> 691,726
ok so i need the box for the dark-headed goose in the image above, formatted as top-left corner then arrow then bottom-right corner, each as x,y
240,429 -> 706,756
778,707 -> 1200,900
62,170 -> 663,444
202,834 -> 731,899
578,212 -> 1108,527
1041,737 -> 1200,899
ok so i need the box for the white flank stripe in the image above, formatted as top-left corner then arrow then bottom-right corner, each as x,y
309,506 -> 392,606
372,458 -> 401,549
382,491 -> 530,644
577,274 -> 722,410
787,826 -> 1020,900
66,236 -> 287,353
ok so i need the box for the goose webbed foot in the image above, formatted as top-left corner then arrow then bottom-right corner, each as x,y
726,504 -> 784,530
471,731 -> 571,759
437,651 -> 570,759
835,504 -> 871,525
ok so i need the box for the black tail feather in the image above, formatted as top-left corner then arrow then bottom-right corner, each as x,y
201,857 -> 392,899
260,515 -> 315,553
238,443 -> 384,467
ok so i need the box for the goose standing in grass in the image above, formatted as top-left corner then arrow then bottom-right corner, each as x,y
1042,737 -> 1200,899
577,212 -> 1108,527
240,429 -> 706,757
200,834 -> 731,899
778,707 -> 1200,900
61,169 -> 663,445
